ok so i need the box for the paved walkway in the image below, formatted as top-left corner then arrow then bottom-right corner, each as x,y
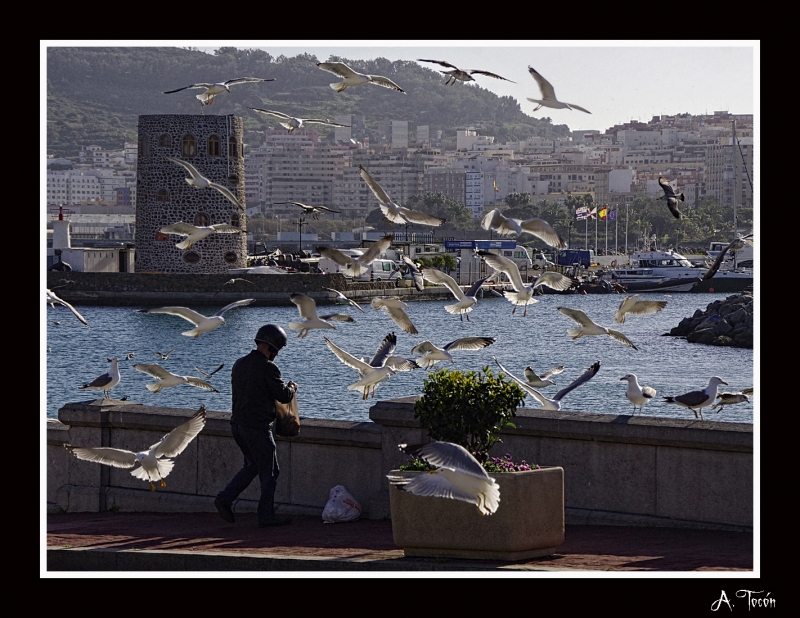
46,512 -> 753,572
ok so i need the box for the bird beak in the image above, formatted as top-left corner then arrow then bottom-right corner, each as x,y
619,377 -> 626,381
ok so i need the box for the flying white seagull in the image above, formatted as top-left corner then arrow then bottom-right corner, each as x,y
249,107 -> 350,133
702,233 -> 755,281
133,363 -> 219,393
316,61 -> 406,93
323,288 -> 364,312
420,267 -> 491,321
412,337 -> 496,369
526,66 -> 591,114
479,250 -> 574,316
288,293 -> 336,338
359,165 -> 446,227
64,406 -> 206,492
481,209 -> 566,248
401,255 -> 425,292
155,349 -> 175,360
658,176 -> 685,220
324,333 -> 407,400
619,373 -> 656,415
194,363 -> 224,379
711,391 -> 751,413
275,201 -> 341,219
417,59 -> 515,86
163,77 -> 274,110
663,376 -> 728,420
159,221 -> 242,251
388,442 -> 500,516
46,288 -> 89,326
166,157 -> 244,211
523,365 -> 565,388
557,307 -> 639,350
613,295 -> 668,324
78,357 -> 121,400
371,297 -> 419,335
317,235 -> 393,278
494,356 -> 601,411
135,299 -> 255,338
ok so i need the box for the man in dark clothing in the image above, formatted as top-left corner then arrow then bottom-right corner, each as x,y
215,324 -> 297,527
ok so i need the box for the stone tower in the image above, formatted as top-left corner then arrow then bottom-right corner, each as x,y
134,115 -> 247,273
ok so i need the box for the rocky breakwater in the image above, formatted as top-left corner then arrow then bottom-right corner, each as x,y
668,292 -> 754,348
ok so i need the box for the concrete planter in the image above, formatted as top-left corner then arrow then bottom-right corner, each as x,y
389,466 -> 565,561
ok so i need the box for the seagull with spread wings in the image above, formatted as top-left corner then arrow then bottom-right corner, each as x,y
46,288 -> 89,326
420,267 -> 491,321
526,66 -> 591,114
64,406 -> 206,492
711,391 -> 750,413
702,233 -> 754,281
163,77 -> 273,110
166,157 -> 244,211
317,235 -> 393,277
135,299 -> 255,338
194,363 -> 224,379
159,221 -> 242,250
613,295 -> 668,324
371,297 -> 419,335
412,337 -> 496,369
288,293 -> 337,338
657,176 -> 685,219
494,356 -> 601,411
249,107 -> 350,133
316,61 -> 405,93
133,363 -> 219,394
417,59 -> 515,86
324,333 -> 403,400
323,288 -> 365,312
401,255 -> 425,292
523,364 -> 565,388
359,165 -> 446,227
274,201 -> 341,219
557,307 -> 639,350
480,209 -> 566,248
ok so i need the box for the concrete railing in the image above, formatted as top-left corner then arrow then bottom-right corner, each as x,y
47,397 -> 753,531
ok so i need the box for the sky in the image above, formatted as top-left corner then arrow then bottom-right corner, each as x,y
42,40 -> 757,135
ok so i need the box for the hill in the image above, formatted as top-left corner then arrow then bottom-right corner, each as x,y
46,46 -> 572,157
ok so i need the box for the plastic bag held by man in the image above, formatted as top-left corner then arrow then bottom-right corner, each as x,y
322,485 -> 362,523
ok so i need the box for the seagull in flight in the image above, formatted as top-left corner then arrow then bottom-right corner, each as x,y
494,356 -> 601,411
214,278 -> 254,296
64,406 -> 206,492
159,221 -> 242,250
619,373 -> 656,415
663,376 -> 728,420
274,201 -> 341,219
166,157 -> 245,211
478,250 -> 574,316
324,333 -> 404,400
371,297 -> 419,335
388,442 -> 500,516
133,363 -> 219,393
323,288 -> 364,312
135,299 -> 255,338
155,350 -> 176,360
163,77 -> 274,111
317,235 -> 393,278
412,337 -> 496,369
613,295 -> 668,324
417,59 -> 515,86
526,66 -> 591,114
78,357 -> 121,400
288,293 -> 337,338
657,176 -> 685,220
523,365 -> 565,388
481,209 -> 566,248
702,233 -> 755,281
46,288 -> 89,326
359,165 -> 446,227
420,267 -> 491,321
557,307 -> 639,350
316,61 -> 406,93
711,391 -> 751,413
249,108 -> 350,133
401,255 -> 425,292
194,363 -> 224,379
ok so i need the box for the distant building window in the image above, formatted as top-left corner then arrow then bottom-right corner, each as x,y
194,212 -> 210,227
158,134 -> 171,148
208,135 -> 221,156
228,136 -> 239,158
183,251 -> 201,264
156,188 -> 170,202
224,251 -> 238,264
140,135 -> 150,157
230,212 -> 240,227
182,134 -> 196,157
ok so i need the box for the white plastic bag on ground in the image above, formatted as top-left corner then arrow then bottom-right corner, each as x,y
322,485 -> 362,523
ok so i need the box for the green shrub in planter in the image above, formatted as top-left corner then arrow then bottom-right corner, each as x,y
412,366 -> 526,463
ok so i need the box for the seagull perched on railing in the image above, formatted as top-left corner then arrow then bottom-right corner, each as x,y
481,209 -> 566,248
619,373 -> 656,415
249,108 -> 350,133
78,357 -> 121,400
494,356 -> 600,411
526,66 -> 591,114
135,299 -> 255,338
166,157 -> 245,211
663,376 -> 728,420
420,267 -> 491,321
417,59 -> 515,86
163,77 -> 274,111
359,165 -> 446,227
316,61 -> 405,93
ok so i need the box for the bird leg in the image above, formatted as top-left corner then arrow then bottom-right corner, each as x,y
465,313 -> 470,322
523,305 -> 528,317
512,306 -> 517,315
160,480 -> 167,488
150,482 -> 156,492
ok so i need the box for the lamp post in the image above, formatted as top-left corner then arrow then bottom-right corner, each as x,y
297,215 -> 306,254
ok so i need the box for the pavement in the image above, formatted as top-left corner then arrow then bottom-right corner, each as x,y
45,511 -> 754,573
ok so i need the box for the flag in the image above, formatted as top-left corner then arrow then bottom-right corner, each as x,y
599,206 -> 608,220
493,179 -> 499,193
588,207 -> 597,220
608,208 -> 617,221
575,206 -> 589,221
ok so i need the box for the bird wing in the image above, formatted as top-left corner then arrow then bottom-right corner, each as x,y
47,290 -> 89,326
195,363 -> 224,378
518,218 -> 566,248
606,329 -> 639,350
160,222 -> 199,236
316,62 -> 357,78
417,58 -> 458,69
481,209 -> 520,236
479,251 -> 525,291
565,102 -> 592,114
248,108 -> 291,120
557,307 -> 595,327
444,337 -> 496,352
658,176 -> 674,196
132,363 -> 174,379
614,295 -> 640,323
184,377 -> 219,392
666,197 -> 682,219
493,357 -> 545,401
391,472 -> 483,505
405,442 -> 491,481
214,298 -> 255,317
523,366 -> 544,383
368,75 -> 405,92
420,267 -> 464,300
369,333 -> 397,367
532,271 -> 573,291
673,389 -> 710,407
209,223 -> 242,234
553,361 -> 601,401
317,246 -> 355,268
541,366 -> 566,380
359,165 -> 393,203
358,235 -> 394,265
136,306 -> 206,326
528,66 -> 557,101
64,445 -> 138,468
319,313 -> 356,323
411,341 -> 437,355
225,77 -> 272,86
642,386 -> 657,398
303,119 -> 350,127
465,275 -> 492,298
208,184 -> 244,210
398,207 -> 446,226
153,407 -> 207,458
166,157 -> 202,180
316,205 -> 341,213
468,69 -> 515,82
290,293 -> 320,320
163,83 -> 214,94
626,300 -> 668,318
385,356 -> 420,371
324,336 -> 372,373
383,305 -> 418,335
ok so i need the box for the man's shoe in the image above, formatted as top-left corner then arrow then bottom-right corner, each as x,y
214,496 -> 235,523
258,516 -> 292,527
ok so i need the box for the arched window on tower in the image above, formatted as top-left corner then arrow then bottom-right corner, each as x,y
139,134 -> 150,158
194,212 -> 210,227
182,134 -> 196,157
208,135 -> 221,157
156,188 -> 170,202
158,134 -> 171,148
228,136 -> 239,158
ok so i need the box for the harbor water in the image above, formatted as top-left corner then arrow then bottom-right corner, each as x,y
44,291 -> 756,424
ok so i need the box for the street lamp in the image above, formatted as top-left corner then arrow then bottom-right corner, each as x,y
297,215 -> 306,255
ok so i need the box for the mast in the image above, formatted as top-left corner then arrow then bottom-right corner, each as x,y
732,119 -> 737,268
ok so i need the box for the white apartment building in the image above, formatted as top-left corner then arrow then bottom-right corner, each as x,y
46,168 -> 136,205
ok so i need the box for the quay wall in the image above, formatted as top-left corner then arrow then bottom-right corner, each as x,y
48,398 -> 753,531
